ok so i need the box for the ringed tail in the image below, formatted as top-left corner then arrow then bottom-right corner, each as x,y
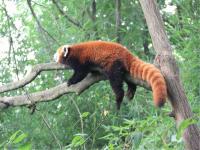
130,59 -> 167,107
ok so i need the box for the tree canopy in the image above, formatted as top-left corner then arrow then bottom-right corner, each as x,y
0,0 -> 199,149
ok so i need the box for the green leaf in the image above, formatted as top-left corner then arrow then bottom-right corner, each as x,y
108,143 -> 114,150
0,141 -> 7,148
9,130 -> 21,142
71,135 -> 85,147
177,118 -> 197,140
81,112 -> 90,118
111,126 -> 122,131
18,142 -> 32,150
99,133 -> 114,140
13,133 -> 28,144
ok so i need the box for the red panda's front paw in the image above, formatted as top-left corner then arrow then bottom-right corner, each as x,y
67,79 -> 77,86
67,81 -> 73,86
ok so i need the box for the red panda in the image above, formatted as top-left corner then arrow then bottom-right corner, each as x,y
54,41 -> 167,109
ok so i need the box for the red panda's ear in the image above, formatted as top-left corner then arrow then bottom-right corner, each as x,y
63,47 -> 68,57
63,45 -> 70,58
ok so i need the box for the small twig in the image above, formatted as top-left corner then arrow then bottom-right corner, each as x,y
2,0 -> 37,108
52,0 -> 82,28
26,0 -> 60,45
2,0 -> 13,64
70,97 -> 86,150
40,113 -> 62,149
31,0 -> 48,8
82,114 -> 108,145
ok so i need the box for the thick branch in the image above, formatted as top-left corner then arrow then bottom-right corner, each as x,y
0,63 -> 68,93
0,73 -> 104,109
0,62 -> 150,109
0,63 -> 150,94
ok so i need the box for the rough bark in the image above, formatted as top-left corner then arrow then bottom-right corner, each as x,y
142,19 -> 150,55
139,0 -> 200,149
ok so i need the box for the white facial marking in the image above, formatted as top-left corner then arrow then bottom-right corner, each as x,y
63,45 -> 69,57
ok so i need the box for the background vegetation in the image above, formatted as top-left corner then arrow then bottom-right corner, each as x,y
0,0 -> 199,149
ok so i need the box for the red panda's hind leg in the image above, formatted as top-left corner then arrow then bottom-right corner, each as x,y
125,81 -> 137,100
109,77 -> 124,110
107,60 -> 127,110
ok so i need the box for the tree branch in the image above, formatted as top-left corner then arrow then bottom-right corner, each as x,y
0,62 -> 151,109
52,0 -> 82,28
0,73 -> 104,109
27,0 -> 60,45
0,63 -> 68,93
2,0 -> 14,64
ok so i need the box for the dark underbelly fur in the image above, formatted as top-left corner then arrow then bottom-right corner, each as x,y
66,57 -> 137,110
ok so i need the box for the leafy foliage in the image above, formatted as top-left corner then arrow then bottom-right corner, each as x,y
0,0 -> 199,149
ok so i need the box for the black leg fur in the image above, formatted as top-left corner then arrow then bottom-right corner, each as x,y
125,81 -> 137,100
107,60 -> 127,110
66,57 -> 132,110
67,57 -> 90,86
109,75 -> 124,110
68,67 -> 89,86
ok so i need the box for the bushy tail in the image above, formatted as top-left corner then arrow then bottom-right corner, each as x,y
130,59 -> 167,107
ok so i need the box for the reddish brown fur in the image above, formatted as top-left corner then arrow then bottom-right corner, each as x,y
57,41 -> 167,107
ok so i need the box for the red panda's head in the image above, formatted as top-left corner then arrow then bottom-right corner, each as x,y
54,45 -> 70,64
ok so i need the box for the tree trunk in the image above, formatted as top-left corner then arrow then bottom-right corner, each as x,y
142,20 -> 150,55
91,0 -> 99,39
139,0 -> 200,150
115,0 -> 121,43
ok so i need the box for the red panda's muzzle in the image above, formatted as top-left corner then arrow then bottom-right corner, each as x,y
54,53 -> 59,63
